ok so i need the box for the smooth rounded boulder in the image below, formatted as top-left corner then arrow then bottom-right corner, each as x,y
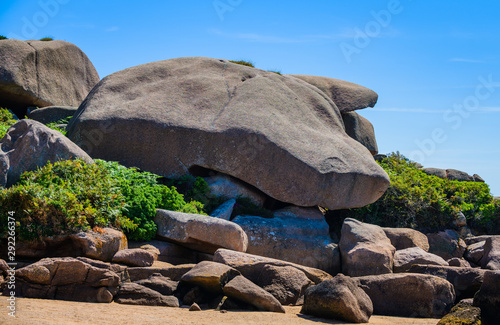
0,119 -> 93,187
0,39 -> 100,117
66,57 -> 390,210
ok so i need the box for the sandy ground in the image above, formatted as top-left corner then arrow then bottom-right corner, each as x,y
0,297 -> 440,325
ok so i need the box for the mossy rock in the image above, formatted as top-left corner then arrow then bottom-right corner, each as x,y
437,300 -> 481,325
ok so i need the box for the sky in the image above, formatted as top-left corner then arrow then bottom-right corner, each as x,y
1,0 -> 499,195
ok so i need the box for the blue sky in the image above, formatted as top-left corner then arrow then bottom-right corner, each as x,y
1,0 -> 499,195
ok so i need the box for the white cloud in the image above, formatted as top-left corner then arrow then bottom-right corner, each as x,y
105,26 -> 119,32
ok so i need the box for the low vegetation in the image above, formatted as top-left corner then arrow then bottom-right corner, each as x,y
333,152 -> 500,233
0,108 -> 17,139
229,60 -> 255,68
39,37 -> 54,41
0,35 -> 7,40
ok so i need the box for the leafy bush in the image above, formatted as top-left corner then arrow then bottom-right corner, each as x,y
39,37 -> 53,41
330,152 -> 499,233
0,35 -> 7,40
0,160 -> 134,240
0,108 -> 17,139
0,159 -> 207,241
267,69 -> 282,75
229,60 -> 255,68
101,161 -> 204,241
46,116 -> 73,135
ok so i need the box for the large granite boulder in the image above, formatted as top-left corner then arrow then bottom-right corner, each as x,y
180,261 -> 240,294
66,57 -> 389,210
0,119 -> 93,187
393,247 -> 448,272
289,74 -> 378,112
408,264 -> 486,301
223,275 -> 285,313
255,264 -> 312,305
482,237 -> 500,270
427,230 -> 467,260
341,111 -> 378,155
213,248 -> 332,284
232,207 -> 340,274
9,257 -> 120,303
0,39 -> 99,117
356,273 -> 455,318
473,271 -> 500,325
27,106 -> 77,124
339,218 -> 396,276
301,274 -> 373,323
383,227 -> 430,251
154,209 -> 248,254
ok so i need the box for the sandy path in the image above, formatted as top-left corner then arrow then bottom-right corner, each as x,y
0,297 -> 440,325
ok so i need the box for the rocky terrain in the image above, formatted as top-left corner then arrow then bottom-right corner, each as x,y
0,39 -> 499,324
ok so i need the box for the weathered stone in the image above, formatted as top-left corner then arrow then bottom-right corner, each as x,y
213,249 -> 332,285
129,240 -> 198,265
127,264 -> 195,282
11,257 -> 119,303
301,274 -> 373,323
482,237 -> 500,270
341,111 -> 378,155
205,174 -> 266,207
356,273 -> 455,317
273,206 -> 325,220
155,209 -> 248,254
210,199 -> 236,220
408,264 -> 485,301
114,282 -> 179,307
137,244 -> 160,260
0,120 -> 93,187
448,258 -> 472,268
427,230 -> 467,260
223,275 -> 285,313
473,271 -> 500,325
232,214 -> 340,274
255,265 -> 312,305
437,299 -> 481,325
465,235 -> 500,246
447,169 -> 474,182
473,174 -> 485,183
0,39 -> 100,117
423,168 -> 447,179
27,106 -> 77,124
134,274 -> 178,296
66,57 -> 390,210
339,218 -> 395,276
189,302 -> 202,311
290,74 -> 378,112
71,228 -> 128,262
465,241 -> 485,266
394,247 -> 448,272
112,248 -> 155,267
180,261 -> 240,293
383,227 -> 430,251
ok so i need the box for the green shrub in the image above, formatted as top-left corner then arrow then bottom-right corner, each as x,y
0,35 -> 7,40
46,116 -> 73,135
0,159 -> 134,240
267,69 -> 282,75
336,152 -> 499,232
0,108 -> 17,139
229,60 -> 255,68
98,161 -> 204,241
39,37 -> 53,41
0,159 -> 208,241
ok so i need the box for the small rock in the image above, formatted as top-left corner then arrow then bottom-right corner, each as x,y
481,237 -> 500,270
393,247 -> 448,272
205,174 -> 267,207
223,275 -> 285,313
383,227 -> 430,251
112,248 -> 155,267
465,241 -> 485,266
448,257 -> 472,268
427,230 -> 466,260
189,302 -> 202,311
114,282 -> 179,307
256,265 -> 312,305
437,299 -> 481,325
